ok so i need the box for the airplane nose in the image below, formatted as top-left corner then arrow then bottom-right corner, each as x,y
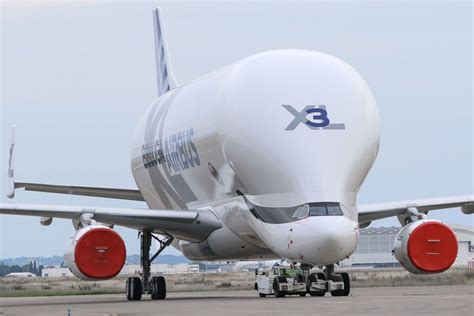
282,216 -> 358,265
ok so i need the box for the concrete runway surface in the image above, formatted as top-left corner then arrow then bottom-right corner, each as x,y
0,285 -> 473,316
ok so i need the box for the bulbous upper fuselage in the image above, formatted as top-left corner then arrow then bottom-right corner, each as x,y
130,49 -> 380,264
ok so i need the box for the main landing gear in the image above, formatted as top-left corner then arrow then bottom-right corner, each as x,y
126,230 -> 174,301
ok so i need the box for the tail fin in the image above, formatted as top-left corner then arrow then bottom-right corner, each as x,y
153,8 -> 177,97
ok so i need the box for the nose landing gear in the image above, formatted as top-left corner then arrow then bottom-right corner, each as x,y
125,230 -> 174,301
324,264 -> 351,297
255,262 -> 351,298
305,263 -> 351,297
307,272 -> 326,296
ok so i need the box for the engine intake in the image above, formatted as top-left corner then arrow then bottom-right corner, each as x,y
64,225 -> 126,280
393,219 -> 457,274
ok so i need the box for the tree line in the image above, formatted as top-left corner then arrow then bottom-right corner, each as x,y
0,261 -> 44,277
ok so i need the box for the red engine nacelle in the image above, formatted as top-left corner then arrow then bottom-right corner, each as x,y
393,219 -> 457,274
64,225 -> 126,280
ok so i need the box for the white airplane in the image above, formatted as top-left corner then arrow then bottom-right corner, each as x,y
1,8 -> 473,300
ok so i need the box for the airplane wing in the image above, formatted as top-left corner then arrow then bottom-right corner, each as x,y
12,182 -> 144,201
6,125 -> 143,201
358,195 -> 474,225
0,203 -> 222,243
3,124 -> 224,242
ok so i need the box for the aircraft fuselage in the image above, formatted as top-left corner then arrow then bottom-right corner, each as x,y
130,49 -> 380,265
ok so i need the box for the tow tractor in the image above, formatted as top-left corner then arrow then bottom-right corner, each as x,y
254,264 -> 349,297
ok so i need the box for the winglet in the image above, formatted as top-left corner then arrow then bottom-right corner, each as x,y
153,8 -> 177,97
6,125 -> 16,199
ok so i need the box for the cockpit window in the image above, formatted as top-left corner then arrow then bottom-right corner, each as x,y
327,204 -> 344,216
239,192 -> 345,224
308,205 -> 326,216
309,202 -> 344,216
291,205 -> 309,219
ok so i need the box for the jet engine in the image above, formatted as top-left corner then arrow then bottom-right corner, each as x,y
64,225 -> 126,280
393,219 -> 457,274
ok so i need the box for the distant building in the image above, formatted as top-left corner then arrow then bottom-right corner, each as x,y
217,263 -> 236,273
468,259 -> 474,270
120,263 -> 200,275
5,272 -> 36,278
347,225 -> 473,268
41,263 -> 199,278
42,266 -> 73,277
41,263 -> 200,278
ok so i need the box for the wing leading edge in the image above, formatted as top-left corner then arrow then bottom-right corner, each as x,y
358,195 -> 474,225
0,204 -> 222,242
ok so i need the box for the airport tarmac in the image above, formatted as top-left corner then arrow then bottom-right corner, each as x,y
0,285 -> 473,316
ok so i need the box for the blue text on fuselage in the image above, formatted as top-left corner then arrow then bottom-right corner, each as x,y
142,128 -> 200,173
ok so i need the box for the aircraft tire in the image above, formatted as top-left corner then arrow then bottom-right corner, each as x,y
151,276 -> 166,300
329,274 -> 345,297
273,277 -> 287,298
340,272 -> 350,296
126,277 -> 142,301
308,273 -> 325,297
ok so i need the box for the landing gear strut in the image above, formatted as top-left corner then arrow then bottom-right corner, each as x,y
126,230 -> 174,301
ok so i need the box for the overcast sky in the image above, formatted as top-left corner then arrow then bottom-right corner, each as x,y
1,0 -> 472,259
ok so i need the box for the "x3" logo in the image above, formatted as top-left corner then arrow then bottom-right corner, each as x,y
282,104 -> 346,130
